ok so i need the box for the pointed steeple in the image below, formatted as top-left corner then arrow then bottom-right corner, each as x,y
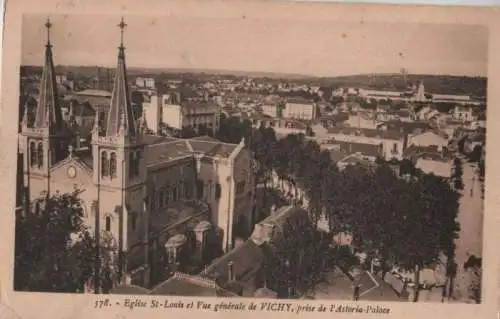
33,18 -> 63,134
105,17 -> 137,138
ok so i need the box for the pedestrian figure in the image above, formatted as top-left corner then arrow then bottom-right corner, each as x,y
353,284 -> 360,301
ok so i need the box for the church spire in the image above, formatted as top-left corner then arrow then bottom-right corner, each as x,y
33,17 -> 63,134
105,17 -> 137,138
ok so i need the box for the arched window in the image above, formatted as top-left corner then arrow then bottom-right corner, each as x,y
101,151 -> 109,178
131,212 -> 137,231
29,142 -> 37,167
151,189 -> 157,210
105,216 -> 111,232
109,152 -> 117,179
206,181 -> 213,200
37,143 -> 43,168
167,187 -> 173,202
172,186 -> 178,202
178,182 -> 185,200
129,151 -> 135,177
160,188 -> 167,207
197,179 -> 204,199
215,183 -> 222,200
184,182 -> 192,199
134,152 -> 140,177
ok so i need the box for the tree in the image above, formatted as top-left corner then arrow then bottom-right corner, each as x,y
468,144 -> 482,163
265,217 -> 330,298
464,256 -> 482,303
328,165 -> 460,302
14,191 -> 119,293
452,157 -> 464,190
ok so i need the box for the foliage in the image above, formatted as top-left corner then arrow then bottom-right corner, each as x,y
266,218 -> 331,297
217,117 -> 461,293
14,191 -> 119,293
464,256 -> 482,304
452,158 -> 464,190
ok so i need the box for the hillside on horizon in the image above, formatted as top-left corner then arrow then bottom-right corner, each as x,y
20,65 -> 487,97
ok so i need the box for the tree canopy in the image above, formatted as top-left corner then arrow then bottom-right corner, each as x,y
14,191 -> 119,293
215,117 -> 461,300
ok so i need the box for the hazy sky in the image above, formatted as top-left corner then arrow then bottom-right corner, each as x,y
21,14 -> 488,77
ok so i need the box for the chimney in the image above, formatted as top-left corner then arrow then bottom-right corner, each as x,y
228,261 -> 235,281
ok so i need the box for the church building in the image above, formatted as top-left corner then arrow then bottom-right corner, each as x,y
18,18 -> 255,289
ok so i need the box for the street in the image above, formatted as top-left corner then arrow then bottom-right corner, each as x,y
452,160 -> 484,300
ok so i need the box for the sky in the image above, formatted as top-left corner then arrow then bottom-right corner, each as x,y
21,14 -> 488,77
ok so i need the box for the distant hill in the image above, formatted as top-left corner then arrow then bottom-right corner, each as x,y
20,65 -> 487,97
314,73 -> 487,97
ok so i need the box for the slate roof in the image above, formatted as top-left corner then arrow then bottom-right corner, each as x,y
403,145 -> 452,161
286,97 -> 314,105
145,135 -> 240,167
110,284 -> 150,295
149,272 -> 237,297
379,120 -> 431,134
326,140 -> 382,158
329,149 -> 348,163
63,94 -> 110,107
327,126 -> 403,141
146,140 -> 193,166
202,240 -> 265,286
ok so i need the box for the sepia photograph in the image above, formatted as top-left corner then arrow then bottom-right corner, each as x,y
7,2 -> 492,315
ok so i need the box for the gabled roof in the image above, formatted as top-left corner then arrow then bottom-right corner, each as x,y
327,126 -> 403,141
149,272 -> 237,297
146,140 -> 193,166
202,240 -> 265,286
379,120 -> 431,134
111,284 -> 150,295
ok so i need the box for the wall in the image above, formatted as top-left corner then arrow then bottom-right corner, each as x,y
415,158 -> 451,178
408,131 -> 448,148
283,103 -> 316,120
324,133 -> 404,161
143,95 -> 161,133
231,148 -> 254,239
162,104 -> 183,130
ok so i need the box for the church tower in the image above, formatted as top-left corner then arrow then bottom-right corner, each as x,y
91,17 -> 147,282
20,18 -> 70,201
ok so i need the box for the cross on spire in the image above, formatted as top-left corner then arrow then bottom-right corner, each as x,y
45,17 -> 52,47
117,17 -> 127,49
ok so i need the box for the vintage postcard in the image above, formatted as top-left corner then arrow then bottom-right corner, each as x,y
1,0 -> 499,319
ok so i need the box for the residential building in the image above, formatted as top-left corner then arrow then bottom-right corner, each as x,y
344,112 -> 378,130
323,127 -> 405,161
142,91 -> 221,136
453,106 -> 477,122
110,205 -> 309,298
407,131 -> 449,150
135,77 -> 156,90
283,98 -> 317,121
261,103 -> 281,118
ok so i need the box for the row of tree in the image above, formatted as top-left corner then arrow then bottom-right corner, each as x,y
217,117 -> 462,301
